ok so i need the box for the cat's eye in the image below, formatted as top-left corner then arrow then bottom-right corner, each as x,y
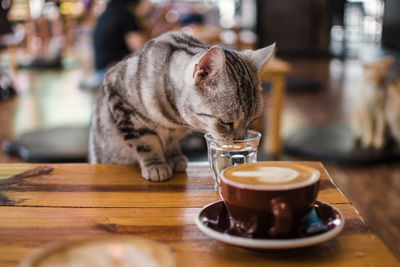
220,120 -> 234,128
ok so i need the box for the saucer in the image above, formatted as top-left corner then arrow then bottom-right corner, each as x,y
195,200 -> 344,250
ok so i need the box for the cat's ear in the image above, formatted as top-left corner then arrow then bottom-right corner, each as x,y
193,46 -> 225,86
241,43 -> 276,73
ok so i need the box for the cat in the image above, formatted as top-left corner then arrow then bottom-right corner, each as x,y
88,31 -> 275,181
385,80 -> 400,145
351,56 -> 400,149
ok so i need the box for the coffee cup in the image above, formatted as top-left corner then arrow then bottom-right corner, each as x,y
220,161 -> 320,238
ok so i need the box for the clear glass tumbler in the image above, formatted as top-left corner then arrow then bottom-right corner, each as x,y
204,130 -> 262,193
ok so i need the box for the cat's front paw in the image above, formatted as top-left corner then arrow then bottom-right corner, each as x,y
361,136 -> 373,148
167,154 -> 188,172
373,136 -> 384,149
141,163 -> 173,182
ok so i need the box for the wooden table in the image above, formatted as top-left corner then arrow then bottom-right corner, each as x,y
0,162 -> 398,266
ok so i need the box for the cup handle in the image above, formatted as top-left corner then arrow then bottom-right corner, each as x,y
269,198 -> 292,237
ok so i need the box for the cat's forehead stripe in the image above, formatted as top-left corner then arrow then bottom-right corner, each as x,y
224,50 -> 256,117
224,52 -> 245,110
170,34 -> 209,49
234,53 -> 257,117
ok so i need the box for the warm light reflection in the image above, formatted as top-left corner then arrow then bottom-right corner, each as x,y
60,1 -> 85,17
218,0 -> 235,29
332,218 -> 341,226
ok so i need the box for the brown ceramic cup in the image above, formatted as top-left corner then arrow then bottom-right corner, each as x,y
220,161 -> 320,238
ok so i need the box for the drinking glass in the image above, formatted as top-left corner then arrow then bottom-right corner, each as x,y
204,130 -> 262,193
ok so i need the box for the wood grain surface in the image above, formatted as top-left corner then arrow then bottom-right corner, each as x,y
0,162 -> 398,266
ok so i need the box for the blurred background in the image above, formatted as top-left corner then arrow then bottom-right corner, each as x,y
0,0 -> 399,163
1,0 -> 400,259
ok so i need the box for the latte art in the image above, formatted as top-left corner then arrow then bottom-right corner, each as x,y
222,162 -> 320,189
231,167 -> 300,184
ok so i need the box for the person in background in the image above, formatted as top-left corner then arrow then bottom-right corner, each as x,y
93,0 -> 145,79
0,0 -> 12,41
83,0 -> 177,90
0,0 -> 16,100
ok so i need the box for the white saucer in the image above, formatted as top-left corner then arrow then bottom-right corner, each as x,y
195,201 -> 345,250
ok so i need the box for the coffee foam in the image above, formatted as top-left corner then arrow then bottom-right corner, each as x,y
231,167 -> 300,184
222,162 -> 320,189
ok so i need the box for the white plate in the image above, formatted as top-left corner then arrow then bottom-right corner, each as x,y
195,201 -> 344,250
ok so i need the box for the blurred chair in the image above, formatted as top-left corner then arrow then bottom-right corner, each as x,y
3,126 -> 88,162
260,57 -> 292,158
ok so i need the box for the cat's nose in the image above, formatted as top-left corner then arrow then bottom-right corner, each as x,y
233,129 -> 247,140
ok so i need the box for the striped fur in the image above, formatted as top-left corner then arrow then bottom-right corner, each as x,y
89,32 -> 275,181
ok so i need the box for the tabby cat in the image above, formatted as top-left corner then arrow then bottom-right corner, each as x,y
385,80 -> 400,145
89,32 -> 275,181
351,56 -> 400,149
